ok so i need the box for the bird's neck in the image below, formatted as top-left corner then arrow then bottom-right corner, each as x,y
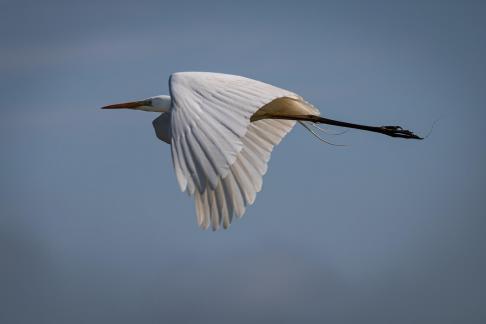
145,95 -> 171,113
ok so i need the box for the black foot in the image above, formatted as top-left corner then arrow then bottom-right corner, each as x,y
380,126 -> 423,140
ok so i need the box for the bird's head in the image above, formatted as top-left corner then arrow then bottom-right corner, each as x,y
102,95 -> 171,113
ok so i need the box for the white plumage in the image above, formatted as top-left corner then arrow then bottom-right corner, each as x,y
167,72 -> 309,229
103,71 -> 421,230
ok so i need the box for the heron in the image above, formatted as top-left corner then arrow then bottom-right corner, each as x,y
102,72 -> 421,230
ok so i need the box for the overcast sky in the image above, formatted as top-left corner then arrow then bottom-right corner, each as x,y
1,0 -> 485,323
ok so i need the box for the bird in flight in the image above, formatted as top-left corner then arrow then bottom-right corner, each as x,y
103,72 -> 421,230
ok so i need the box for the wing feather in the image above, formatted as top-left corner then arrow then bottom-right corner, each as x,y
194,190 -> 205,226
208,189 -> 219,230
224,171 -> 245,218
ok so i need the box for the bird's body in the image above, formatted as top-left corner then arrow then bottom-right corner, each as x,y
103,72 -> 421,230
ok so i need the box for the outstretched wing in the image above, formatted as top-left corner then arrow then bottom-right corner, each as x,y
169,72 -> 314,229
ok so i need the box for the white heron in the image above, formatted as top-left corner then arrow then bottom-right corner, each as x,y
103,72 -> 421,230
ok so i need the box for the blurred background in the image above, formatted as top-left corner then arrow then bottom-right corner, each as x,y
1,0 -> 485,323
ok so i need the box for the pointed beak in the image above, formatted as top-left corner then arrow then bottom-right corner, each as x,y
101,100 -> 148,109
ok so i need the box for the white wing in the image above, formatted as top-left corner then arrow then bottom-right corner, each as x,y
193,118 -> 295,229
169,72 -> 315,229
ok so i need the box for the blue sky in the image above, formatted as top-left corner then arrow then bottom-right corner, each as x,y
1,1 -> 485,323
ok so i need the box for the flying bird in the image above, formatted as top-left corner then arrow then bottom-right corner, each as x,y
102,72 -> 421,230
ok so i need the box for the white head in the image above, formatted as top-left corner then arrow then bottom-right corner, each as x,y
102,95 -> 171,113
